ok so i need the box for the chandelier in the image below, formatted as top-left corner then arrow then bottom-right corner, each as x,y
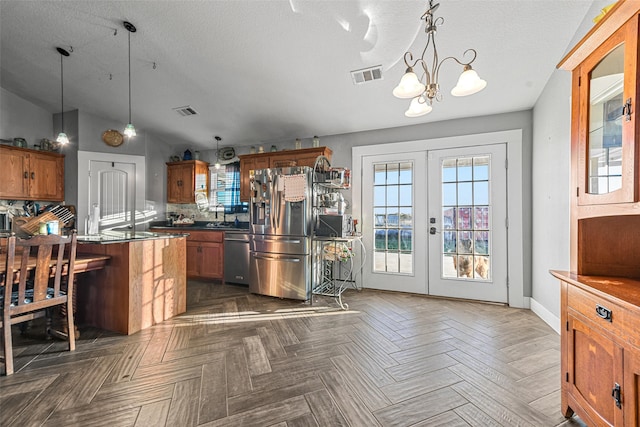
393,1 -> 487,117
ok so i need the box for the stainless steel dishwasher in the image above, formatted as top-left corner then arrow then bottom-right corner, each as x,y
224,230 -> 250,285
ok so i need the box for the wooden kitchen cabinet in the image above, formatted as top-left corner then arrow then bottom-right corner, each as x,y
553,272 -> 640,426
239,155 -> 270,201
0,145 -> 64,201
166,160 -> 209,204
239,146 -> 332,201
152,228 -> 223,280
554,4 -> 640,425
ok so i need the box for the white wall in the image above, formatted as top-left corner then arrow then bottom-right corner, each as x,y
530,0 -> 610,332
1,87 -> 53,146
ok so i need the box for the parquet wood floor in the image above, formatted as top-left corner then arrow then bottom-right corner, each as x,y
1,281 -> 587,426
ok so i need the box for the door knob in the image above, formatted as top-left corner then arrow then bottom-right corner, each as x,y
430,227 -> 437,235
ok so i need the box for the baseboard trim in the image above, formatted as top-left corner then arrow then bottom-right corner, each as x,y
530,297 -> 560,334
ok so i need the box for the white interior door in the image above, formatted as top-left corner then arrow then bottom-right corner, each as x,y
427,144 -> 508,303
361,152 -> 427,294
89,161 -> 136,231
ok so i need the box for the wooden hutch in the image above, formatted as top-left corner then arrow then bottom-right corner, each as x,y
552,2 -> 640,426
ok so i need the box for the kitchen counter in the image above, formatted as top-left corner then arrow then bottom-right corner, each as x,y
76,232 -> 187,334
149,220 -> 249,232
77,230 -> 189,243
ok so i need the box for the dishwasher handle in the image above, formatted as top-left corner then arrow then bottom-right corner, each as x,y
252,253 -> 301,262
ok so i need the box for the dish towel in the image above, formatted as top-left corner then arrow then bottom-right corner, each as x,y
283,174 -> 307,202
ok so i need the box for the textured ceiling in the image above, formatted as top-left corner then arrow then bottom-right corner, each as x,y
1,0 -> 596,149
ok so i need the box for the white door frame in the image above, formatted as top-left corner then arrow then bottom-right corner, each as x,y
77,151 -> 146,234
352,129 -> 525,308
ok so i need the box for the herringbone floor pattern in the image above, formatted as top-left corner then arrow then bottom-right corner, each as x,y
1,281 -> 585,426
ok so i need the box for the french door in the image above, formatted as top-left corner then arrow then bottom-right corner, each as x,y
362,152 -> 427,294
427,144 -> 508,303
361,143 -> 508,303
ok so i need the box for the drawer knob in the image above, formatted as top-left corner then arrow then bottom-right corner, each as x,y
596,304 -> 612,322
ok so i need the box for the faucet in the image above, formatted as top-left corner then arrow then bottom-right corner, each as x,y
215,204 -> 225,223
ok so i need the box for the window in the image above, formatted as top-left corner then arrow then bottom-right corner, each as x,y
209,162 -> 248,214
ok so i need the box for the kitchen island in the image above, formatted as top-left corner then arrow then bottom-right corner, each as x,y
76,231 -> 187,335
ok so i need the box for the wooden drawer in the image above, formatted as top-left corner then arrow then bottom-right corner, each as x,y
568,285 -> 640,349
185,230 -> 223,243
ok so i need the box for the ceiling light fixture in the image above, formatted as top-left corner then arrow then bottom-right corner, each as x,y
393,0 -> 487,118
214,136 -> 222,169
56,47 -> 70,145
123,21 -> 137,138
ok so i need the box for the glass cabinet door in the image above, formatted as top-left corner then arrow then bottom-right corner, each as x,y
587,44 -> 624,195
577,17 -> 638,205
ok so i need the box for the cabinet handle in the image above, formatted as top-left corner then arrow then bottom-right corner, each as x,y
24,171 -> 28,179
31,172 -> 35,180
622,98 -> 632,121
612,383 -> 622,409
595,304 -> 612,322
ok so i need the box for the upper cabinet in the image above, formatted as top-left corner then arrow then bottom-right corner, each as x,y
560,7 -> 639,207
556,3 -> 640,275
0,145 -> 65,201
238,146 -> 332,201
166,160 -> 210,204
577,15 -> 639,205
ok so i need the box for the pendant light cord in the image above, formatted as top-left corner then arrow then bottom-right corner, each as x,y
60,53 -> 64,132
128,29 -> 132,125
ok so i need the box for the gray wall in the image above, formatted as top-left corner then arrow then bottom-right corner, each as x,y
1,87 -> 52,146
530,0 -> 609,323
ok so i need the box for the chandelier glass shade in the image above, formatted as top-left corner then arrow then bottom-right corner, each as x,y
56,47 -> 70,145
393,0 -> 486,117
123,21 -> 137,138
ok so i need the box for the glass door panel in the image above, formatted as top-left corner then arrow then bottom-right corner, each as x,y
588,43 -> 624,195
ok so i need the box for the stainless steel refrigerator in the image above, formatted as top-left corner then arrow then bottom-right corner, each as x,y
249,166 -> 313,300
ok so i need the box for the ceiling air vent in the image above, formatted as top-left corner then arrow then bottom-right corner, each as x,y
173,105 -> 199,117
350,65 -> 383,85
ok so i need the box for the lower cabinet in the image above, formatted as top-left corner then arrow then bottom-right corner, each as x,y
186,239 -> 223,279
152,228 -> 223,280
555,272 -> 640,426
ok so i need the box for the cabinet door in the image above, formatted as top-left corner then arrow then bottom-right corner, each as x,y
293,149 -> 332,168
624,349 -> 640,426
568,314 -> 624,426
28,152 -> 64,201
199,242 -> 223,279
167,163 -> 192,203
0,147 -> 29,199
240,156 -> 270,201
577,16 -> 639,205
186,241 -> 200,277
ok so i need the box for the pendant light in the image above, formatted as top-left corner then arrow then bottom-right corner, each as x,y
214,136 -> 222,169
56,47 -> 70,145
123,21 -> 137,138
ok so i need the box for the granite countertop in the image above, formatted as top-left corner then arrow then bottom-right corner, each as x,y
77,230 -> 189,244
148,220 -> 250,232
